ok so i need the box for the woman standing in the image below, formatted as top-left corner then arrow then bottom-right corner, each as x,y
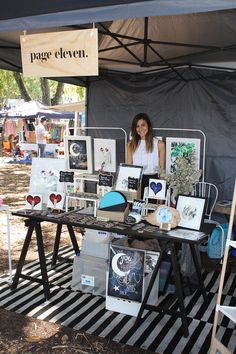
127,113 -> 165,198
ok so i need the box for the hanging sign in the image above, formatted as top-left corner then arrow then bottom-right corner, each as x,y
20,29 -> 98,77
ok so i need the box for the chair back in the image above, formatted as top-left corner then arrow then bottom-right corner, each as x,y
193,182 -> 218,220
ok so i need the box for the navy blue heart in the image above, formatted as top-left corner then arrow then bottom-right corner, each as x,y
150,181 -> 162,195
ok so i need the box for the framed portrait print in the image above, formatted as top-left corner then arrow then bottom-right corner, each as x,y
166,137 -> 201,174
176,195 -> 206,231
148,179 -> 166,200
94,138 -> 116,173
65,136 -> 92,173
115,164 -> 143,191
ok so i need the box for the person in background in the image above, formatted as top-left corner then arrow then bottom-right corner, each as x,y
127,113 -> 165,198
35,116 -> 49,158
8,134 -> 22,158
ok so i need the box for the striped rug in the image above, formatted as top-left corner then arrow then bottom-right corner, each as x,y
0,247 -> 235,354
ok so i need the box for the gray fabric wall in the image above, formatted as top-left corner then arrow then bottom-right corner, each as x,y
87,68 -> 236,200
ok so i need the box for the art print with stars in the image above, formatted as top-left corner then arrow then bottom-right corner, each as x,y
107,245 -> 145,302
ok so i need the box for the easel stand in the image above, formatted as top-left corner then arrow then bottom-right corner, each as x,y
210,180 -> 236,354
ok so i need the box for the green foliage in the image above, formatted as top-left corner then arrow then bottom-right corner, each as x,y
0,69 -> 86,106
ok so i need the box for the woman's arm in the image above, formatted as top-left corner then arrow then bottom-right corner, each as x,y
126,142 -> 133,164
158,140 -> 166,169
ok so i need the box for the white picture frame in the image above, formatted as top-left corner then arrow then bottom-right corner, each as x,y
176,194 -> 206,231
94,138 -> 116,173
148,179 -> 166,200
29,157 -> 66,203
25,193 -> 43,210
47,191 -> 65,210
115,164 -> 143,191
65,135 -> 92,173
166,137 -> 201,174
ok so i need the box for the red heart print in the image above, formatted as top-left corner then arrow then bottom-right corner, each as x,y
50,193 -> 62,205
26,195 -> 41,207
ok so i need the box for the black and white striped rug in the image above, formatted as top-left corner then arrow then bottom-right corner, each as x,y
0,247 -> 235,354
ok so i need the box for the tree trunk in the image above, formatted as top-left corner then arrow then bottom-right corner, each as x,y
13,72 -> 31,101
51,82 -> 64,105
40,78 -> 51,105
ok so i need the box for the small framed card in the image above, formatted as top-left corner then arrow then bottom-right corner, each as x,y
47,192 -> 65,210
148,179 -> 166,200
25,194 -> 43,210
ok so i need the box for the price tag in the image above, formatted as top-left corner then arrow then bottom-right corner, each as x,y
98,174 -> 113,187
59,171 -> 74,183
128,177 -> 139,190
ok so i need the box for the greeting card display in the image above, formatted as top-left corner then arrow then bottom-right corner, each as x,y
47,192 -> 65,210
148,179 -> 166,200
25,194 -> 43,210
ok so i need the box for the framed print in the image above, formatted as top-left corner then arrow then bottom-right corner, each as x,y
107,244 -> 145,303
25,193 -> 43,210
29,157 -> 66,203
115,164 -> 143,191
94,138 -> 116,173
166,137 -> 201,174
148,179 -> 166,200
65,135 -> 92,173
176,194 -> 206,231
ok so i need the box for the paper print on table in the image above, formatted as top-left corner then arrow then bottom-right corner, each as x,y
107,245 -> 145,302
148,179 -> 166,199
94,139 -> 116,173
176,194 -> 206,231
166,137 -> 201,174
65,136 -> 92,173
29,157 -> 66,203
115,164 -> 142,192
25,193 -> 43,210
47,191 -> 65,210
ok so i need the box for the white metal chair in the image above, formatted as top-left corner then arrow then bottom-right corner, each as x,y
193,182 -> 218,220
193,182 -> 219,252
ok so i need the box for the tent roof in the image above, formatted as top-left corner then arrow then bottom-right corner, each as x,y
6,100 -> 74,119
50,101 -> 85,112
1,2 -> 236,77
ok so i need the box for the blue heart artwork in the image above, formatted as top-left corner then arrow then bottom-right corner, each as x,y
150,181 -> 162,195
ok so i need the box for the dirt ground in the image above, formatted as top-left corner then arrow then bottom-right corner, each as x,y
0,160 -> 151,354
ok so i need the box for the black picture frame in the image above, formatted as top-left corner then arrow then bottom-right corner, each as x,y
175,194 -> 206,231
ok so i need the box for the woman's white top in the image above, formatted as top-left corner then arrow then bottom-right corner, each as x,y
132,137 -> 159,174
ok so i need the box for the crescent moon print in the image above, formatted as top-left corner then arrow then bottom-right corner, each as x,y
108,245 -> 145,302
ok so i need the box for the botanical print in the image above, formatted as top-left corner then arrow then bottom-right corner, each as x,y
176,195 -> 206,230
94,138 -> 116,173
166,137 -> 201,174
65,136 -> 92,173
29,158 -> 65,203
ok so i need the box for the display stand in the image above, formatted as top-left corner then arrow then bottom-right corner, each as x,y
0,204 -> 12,283
210,180 -> 236,354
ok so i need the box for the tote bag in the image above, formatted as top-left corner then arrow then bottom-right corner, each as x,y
207,223 -> 229,259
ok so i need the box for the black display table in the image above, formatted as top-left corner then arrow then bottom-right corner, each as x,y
11,209 -> 208,337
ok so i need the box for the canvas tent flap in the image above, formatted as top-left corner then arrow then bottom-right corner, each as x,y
50,102 -> 85,112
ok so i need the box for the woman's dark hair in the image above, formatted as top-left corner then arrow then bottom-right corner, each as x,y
129,113 -> 153,154
40,116 -> 47,123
